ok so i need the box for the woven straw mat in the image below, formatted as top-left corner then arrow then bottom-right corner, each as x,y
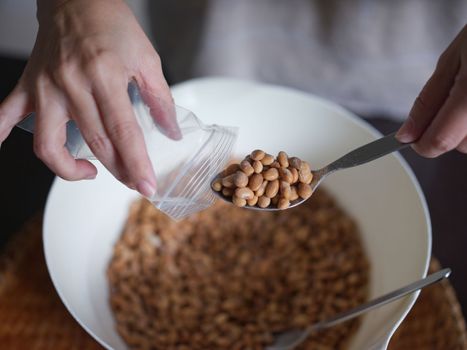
0,215 -> 465,350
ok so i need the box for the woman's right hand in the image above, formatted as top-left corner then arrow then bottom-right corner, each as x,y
396,25 -> 467,157
0,0 -> 180,197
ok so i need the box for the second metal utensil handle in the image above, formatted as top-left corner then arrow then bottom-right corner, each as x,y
312,268 -> 451,332
325,132 -> 410,174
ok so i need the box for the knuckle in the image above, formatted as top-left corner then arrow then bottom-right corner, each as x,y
86,132 -> 112,154
85,52 -> 118,77
34,73 -> 55,95
431,134 -> 457,154
413,143 -> 436,158
85,61 -> 104,79
85,54 -> 125,92
108,120 -> 139,142
145,53 -> 162,70
34,139 -> 59,161
51,63 -> 74,87
111,169 -> 133,189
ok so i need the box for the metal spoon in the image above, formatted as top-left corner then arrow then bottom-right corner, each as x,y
213,132 -> 410,210
267,268 -> 451,350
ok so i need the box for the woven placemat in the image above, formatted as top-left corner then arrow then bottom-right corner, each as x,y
0,215 -> 466,350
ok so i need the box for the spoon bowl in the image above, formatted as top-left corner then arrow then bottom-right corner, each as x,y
212,132 -> 410,211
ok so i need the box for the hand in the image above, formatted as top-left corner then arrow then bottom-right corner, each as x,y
396,25 -> 467,157
0,0 -> 180,197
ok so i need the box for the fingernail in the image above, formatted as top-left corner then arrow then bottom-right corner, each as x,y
167,125 -> 183,141
395,130 -> 412,143
396,118 -> 415,143
158,109 -> 182,141
85,172 -> 97,180
136,180 -> 156,198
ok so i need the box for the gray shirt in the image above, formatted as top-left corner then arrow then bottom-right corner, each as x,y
148,0 -> 466,119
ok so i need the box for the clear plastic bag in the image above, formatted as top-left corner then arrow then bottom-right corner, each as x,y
17,82 -> 238,221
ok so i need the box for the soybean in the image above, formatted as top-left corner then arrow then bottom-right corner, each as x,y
298,168 -> 313,184
216,151 -> 313,209
212,179 -> 222,192
270,161 -> 281,169
258,196 -> 271,208
233,171 -> 249,188
222,187 -> 234,197
265,180 -> 280,198
279,168 -> 293,184
289,157 -> 302,170
256,180 -> 268,197
248,173 -> 263,192
252,160 -> 263,174
298,183 -> 313,199
250,150 -> 265,161
247,196 -> 259,206
263,168 -> 279,181
222,174 -> 236,188
261,154 -> 275,166
278,151 -> 289,168
278,198 -> 290,210
290,167 -> 299,184
232,195 -> 247,207
223,163 -> 240,176
240,160 -> 254,176
235,187 -> 254,200
280,181 -> 292,200
290,186 -> 299,201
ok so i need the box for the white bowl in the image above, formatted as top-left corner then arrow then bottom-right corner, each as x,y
43,77 -> 431,350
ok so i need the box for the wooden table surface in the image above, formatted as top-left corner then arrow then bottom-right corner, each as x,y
1,55 -> 466,317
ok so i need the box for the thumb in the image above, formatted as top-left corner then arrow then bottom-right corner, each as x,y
135,72 -> 182,141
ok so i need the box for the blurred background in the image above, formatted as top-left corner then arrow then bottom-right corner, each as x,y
0,0 -> 466,316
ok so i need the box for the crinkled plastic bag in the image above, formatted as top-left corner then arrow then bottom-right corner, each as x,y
17,82 -> 238,221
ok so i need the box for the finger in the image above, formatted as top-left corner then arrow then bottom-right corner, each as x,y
34,89 -> 97,180
63,82 -> 127,185
396,36 -> 462,143
136,58 -> 181,140
93,76 -> 157,197
413,69 -> 467,158
0,85 -> 31,143
457,136 -> 467,154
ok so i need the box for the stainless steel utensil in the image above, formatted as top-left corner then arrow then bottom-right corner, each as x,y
213,132 -> 411,211
266,268 -> 451,350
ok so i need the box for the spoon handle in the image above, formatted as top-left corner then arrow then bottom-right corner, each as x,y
311,268 -> 451,332
323,132 -> 410,174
